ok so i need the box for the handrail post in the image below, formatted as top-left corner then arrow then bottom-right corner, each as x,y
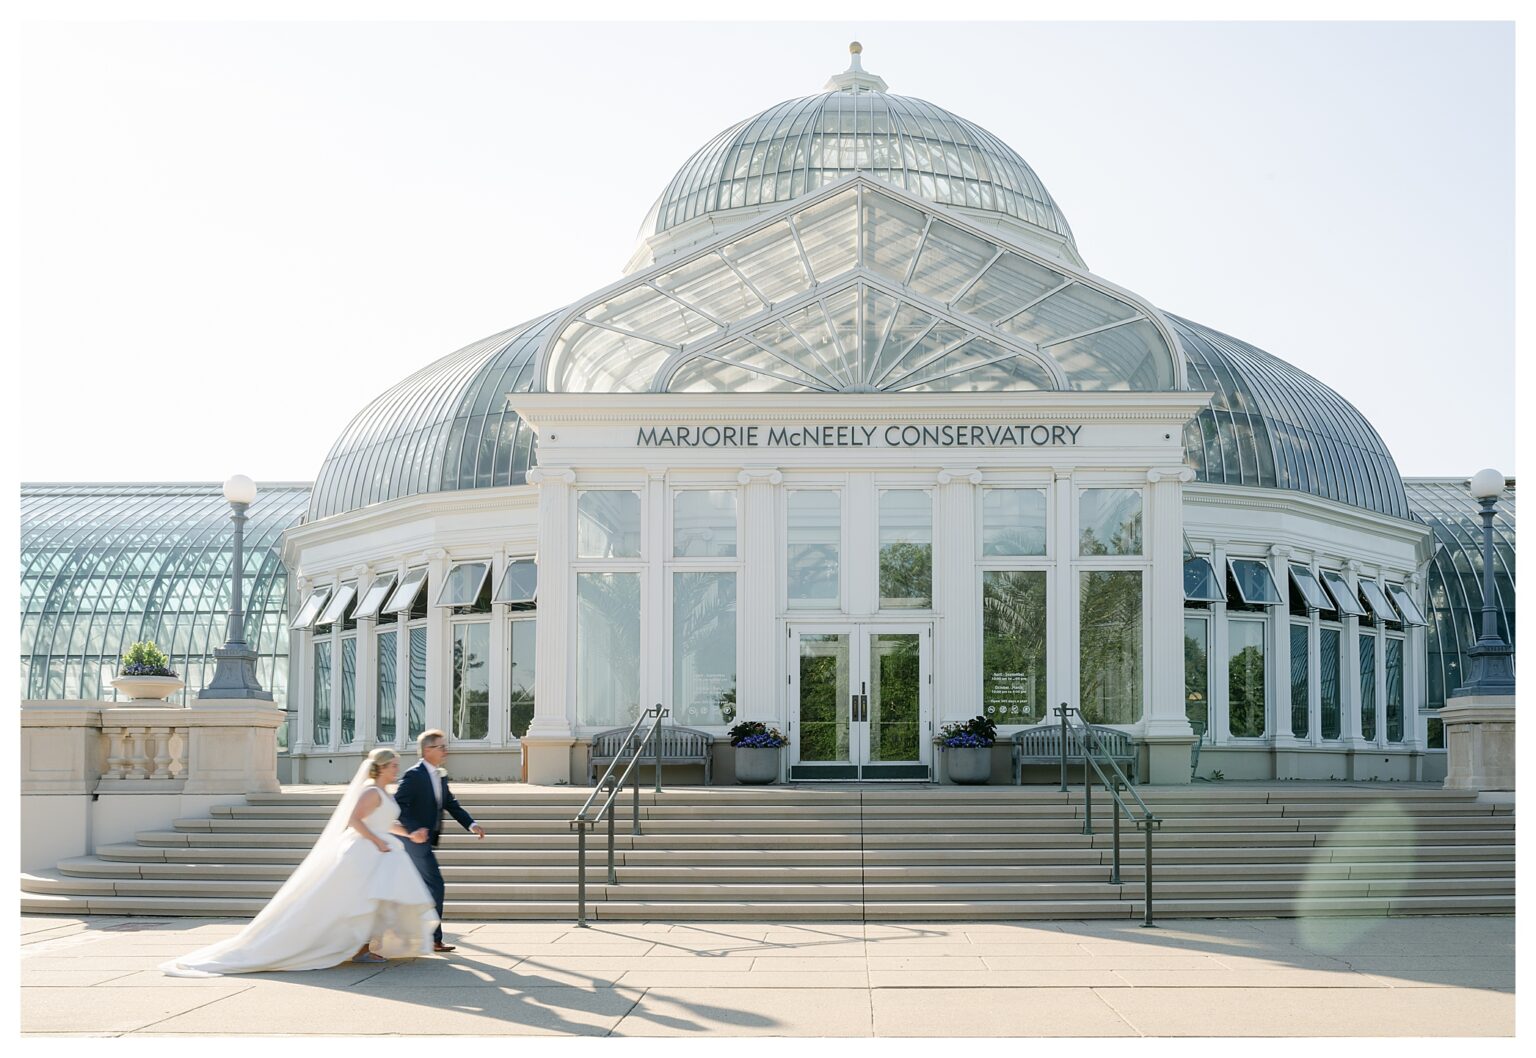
632,724 -> 643,835
607,780 -> 618,885
653,705 -> 665,793
1109,776 -> 1122,885
1142,817 -> 1156,928
1055,702 -> 1070,792
1082,734 -> 1093,836
576,824 -> 588,927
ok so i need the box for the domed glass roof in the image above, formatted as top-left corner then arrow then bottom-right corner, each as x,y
642,46 -> 1076,257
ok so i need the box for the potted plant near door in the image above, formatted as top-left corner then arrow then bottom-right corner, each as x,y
109,641 -> 185,704
935,715 -> 997,784
729,720 -> 786,785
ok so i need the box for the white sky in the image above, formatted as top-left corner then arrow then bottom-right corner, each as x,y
11,15 -> 1519,484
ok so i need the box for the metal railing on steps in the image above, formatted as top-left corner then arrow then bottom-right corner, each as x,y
1059,703 -> 1163,927
569,704 -> 668,926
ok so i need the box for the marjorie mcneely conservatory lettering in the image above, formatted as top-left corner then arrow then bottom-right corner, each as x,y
636,422 -> 1085,449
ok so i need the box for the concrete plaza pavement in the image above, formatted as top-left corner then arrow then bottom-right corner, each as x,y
20,914 -> 1514,1037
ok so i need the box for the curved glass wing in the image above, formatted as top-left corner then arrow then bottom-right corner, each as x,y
309,311 -> 562,521
1175,314 -> 1410,520
20,483 -> 308,710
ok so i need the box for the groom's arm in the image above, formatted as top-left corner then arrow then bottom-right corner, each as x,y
441,779 -> 483,836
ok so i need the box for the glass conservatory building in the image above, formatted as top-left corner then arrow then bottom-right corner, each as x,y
21,48 -> 1513,786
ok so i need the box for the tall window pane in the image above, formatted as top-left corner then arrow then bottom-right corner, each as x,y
1185,617 -> 1209,732
451,622 -> 490,741
673,571 -> 738,726
982,571 -> 1047,724
673,491 -> 737,558
577,491 -> 642,558
408,625 -> 427,739
787,490 -> 840,607
1290,623 -> 1309,739
879,490 -> 932,609
340,635 -> 357,743
1386,637 -> 1405,742
1229,618 -> 1266,738
1320,628 -> 1341,739
982,488 -> 1047,556
1079,570 -> 1142,724
377,628 -> 397,743
312,640 -> 331,745
507,619 -> 535,739
1079,488 -> 1143,556
1359,633 -> 1377,741
577,572 -> 641,726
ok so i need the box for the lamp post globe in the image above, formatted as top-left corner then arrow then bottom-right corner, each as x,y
223,474 -> 257,507
1469,468 -> 1504,500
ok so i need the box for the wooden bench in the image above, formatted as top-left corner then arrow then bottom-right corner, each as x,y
1011,724 -> 1140,785
588,723 -> 714,786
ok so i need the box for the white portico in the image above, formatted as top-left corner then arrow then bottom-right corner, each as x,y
512,392 -> 1208,785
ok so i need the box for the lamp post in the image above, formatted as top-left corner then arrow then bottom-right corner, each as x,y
1452,468 -> 1515,697
199,474 -> 274,701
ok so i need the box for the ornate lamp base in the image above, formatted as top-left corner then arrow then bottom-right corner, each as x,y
198,644 -> 274,701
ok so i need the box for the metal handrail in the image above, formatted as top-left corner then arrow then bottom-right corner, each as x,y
569,704 -> 669,926
1060,704 -> 1162,927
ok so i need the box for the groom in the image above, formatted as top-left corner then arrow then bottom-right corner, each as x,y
395,729 -> 487,952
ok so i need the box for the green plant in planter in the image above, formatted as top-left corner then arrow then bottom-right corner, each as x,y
120,641 -> 178,677
934,715 -> 998,748
728,720 -> 787,748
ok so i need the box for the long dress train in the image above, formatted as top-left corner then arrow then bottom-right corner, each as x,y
160,782 -> 437,976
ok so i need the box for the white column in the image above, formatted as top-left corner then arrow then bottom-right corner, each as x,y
644,468 -> 668,716
1334,555 -> 1361,746
935,468 -> 981,725
1269,545 -> 1300,750
325,575 -> 342,753
1052,469 -> 1075,717
1144,467 -> 1197,783
486,547 -> 507,747
1210,541 -> 1230,744
354,565 -> 377,749
1307,559 -> 1322,748
523,467 -> 576,782
424,548 -> 449,736
738,468 -> 783,727
291,576 -> 312,755
1404,570 -> 1426,753
1144,468 -> 1196,739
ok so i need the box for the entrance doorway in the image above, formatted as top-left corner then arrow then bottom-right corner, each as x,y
788,623 -> 932,780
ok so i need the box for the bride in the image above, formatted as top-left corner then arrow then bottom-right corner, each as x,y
161,748 -> 439,976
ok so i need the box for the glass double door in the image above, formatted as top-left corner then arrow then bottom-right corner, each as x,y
789,624 -> 932,780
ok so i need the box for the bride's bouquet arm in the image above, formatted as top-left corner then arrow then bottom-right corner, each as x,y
348,788 -> 392,852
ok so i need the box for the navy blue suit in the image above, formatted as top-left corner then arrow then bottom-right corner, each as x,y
394,759 -> 477,943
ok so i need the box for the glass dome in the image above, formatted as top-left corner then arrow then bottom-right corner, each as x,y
640,45 -> 1077,262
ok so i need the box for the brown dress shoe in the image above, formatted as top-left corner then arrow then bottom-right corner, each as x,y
433,942 -> 456,953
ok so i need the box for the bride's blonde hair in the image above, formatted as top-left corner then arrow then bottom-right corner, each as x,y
365,748 -> 399,779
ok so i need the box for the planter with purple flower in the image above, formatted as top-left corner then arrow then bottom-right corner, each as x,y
935,715 -> 997,784
728,720 -> 786,785
109,641 -> 185,705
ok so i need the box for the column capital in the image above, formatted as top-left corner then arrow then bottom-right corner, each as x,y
1147,466 -> 1197,483
737,467 -> 783,485
1268,544 -> 1292,560
645,466 -> 668,481
527,467 -> 577,486
423,548 -> 448,563
936,467 -> 983,485
350,563 -> 371,581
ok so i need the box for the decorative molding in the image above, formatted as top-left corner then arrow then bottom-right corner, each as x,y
936,468 -> 984,485
526,467 -> 576,486
645,466 -> 669,481
1146,466 -> 1195,483
736,467 -> 784,485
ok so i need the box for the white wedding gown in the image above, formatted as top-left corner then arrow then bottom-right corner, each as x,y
160,784 -> 438,976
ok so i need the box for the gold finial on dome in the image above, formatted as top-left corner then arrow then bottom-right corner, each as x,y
826,40 -> 887,92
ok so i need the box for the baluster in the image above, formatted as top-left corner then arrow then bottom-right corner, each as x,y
149,726 -> 172,779
166,727 -> 187,780
124,727 -> 149,779
104,726 -> 128,779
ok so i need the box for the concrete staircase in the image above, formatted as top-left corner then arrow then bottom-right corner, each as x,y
21,784 -> 1514,921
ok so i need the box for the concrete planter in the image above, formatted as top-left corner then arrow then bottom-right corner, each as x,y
734,746 -> 782,785
945,745 -> 993,784
109,675 -> 185,705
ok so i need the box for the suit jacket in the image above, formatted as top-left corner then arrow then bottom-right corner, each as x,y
394,759 -> 476,848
